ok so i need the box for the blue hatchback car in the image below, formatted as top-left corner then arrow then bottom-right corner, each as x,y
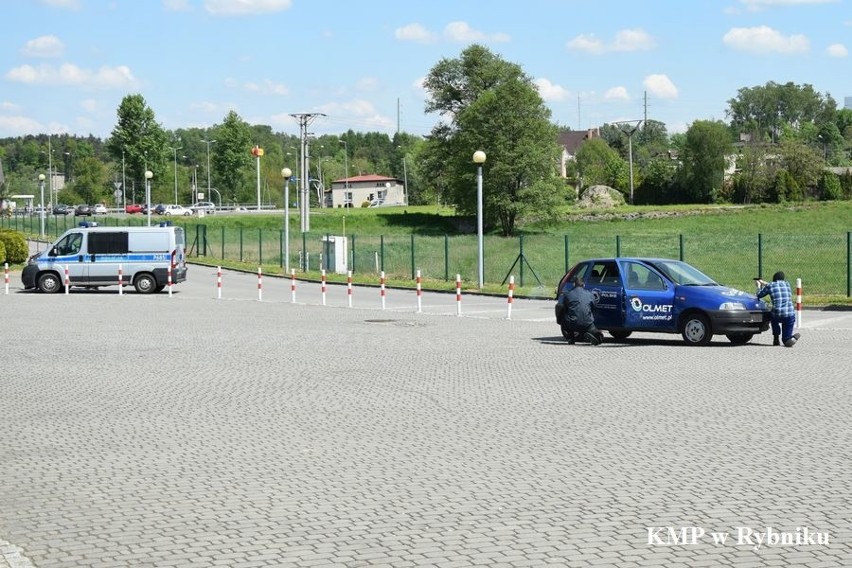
555,258 -> 772,345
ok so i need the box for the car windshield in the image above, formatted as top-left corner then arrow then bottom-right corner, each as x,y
646,260 -> 718,286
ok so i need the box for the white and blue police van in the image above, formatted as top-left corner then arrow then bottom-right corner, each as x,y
22,224 -> 187,294
555,257 -> 771,346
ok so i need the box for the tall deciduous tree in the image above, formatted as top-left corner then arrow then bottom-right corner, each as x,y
106,94 -> 168,200
678,120 -> 733,203
215,111 -> 252,203
421,44 -> 563,236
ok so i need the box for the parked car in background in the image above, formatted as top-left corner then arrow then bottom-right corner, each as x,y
154,204 -> 166,215
162,204 -> 193,216
190,201 -> 216,214
125,203 -> 143,214
94,204 -> 108,215
53,204 -> 72,215
74,204 -> 93,217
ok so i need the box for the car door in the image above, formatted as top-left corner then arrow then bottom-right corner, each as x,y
46,232 -> 87,285
621,260 -> 676,331
585,260 -> 625,329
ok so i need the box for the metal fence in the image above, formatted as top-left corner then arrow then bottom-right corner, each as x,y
4,214 -> 850,299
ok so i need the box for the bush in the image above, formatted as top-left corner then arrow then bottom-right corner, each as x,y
0,240 -> 6,264
0,230 -> 29,264
819,172 -> 842,201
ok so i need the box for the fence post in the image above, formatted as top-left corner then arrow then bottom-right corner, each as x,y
757,233 -> 763,280
221,226 -> 225,260
847,231 -> 851,298
444,235 -> 449,281
380,235 -> 385,273
564,235 -> 569,274
519,235 -> 525,287
279,230 -> 284,268
679,234 -> 684,261
351,234 -> 356,273
616,235 -> 621,257
410,234 -> 415,280
258,229 -> 263,266
239,227 -> 244,262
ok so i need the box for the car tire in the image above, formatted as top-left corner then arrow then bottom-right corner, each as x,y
37,272 -> 63,294
609,330 -> 633,340
726,333 -> 754,345
680,313 -> 712,346
134,273 -> 157,294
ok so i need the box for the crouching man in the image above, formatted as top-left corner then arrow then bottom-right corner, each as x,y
560,276 -> 602,345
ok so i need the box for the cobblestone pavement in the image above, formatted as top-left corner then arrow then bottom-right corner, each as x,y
1,264 -> 850,567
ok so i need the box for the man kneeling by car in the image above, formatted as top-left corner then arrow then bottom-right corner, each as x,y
559,276 -> 602,345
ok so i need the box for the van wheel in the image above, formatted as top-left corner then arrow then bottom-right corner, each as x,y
681,313 -> 712,346
37,272 -> 62,294
134,273 -> 157,294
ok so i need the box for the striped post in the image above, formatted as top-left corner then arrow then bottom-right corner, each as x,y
167,263 -> 173,297
347,270 -> 353,308
416,270 -> 422,313
64,264 -> 70,295
380,271 -> 386,310
795,278 -> 802,328
455,274 -> 462,316
257,267 -> 263,301
321,269 -> 327,306
290,269 -> 296,303
506,275 -> 515,320
217,266 -> 222,300
118,264 -> 123,296
4,263 -> 8,295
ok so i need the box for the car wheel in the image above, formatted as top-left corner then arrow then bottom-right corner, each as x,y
134,273 -> 157,294
680,313 -> 712,346
726,333 -> 754,345
164,211 -> 172,216
609,330 -> 633,340
184,211 -> 191,216
37,272 -> 63,294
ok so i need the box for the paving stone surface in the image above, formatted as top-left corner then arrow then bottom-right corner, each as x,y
1,264 -> 850,567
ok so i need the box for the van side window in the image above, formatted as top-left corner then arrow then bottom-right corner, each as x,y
89,232 -> 129,255
55,233 -> 82,255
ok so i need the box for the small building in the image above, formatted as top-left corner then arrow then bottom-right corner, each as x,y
557,128 -> 600,178
328,174 -> 406,208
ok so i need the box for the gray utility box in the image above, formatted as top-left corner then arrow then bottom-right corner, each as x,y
321,235 -> 348,274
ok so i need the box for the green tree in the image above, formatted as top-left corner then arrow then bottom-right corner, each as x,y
778,140 -> 823,199
575,138 -> 626,191
818,171 -> 842,201
70,156 -> 108,205
678,120 -> 733,203
731,144 -> 776,204
105,94 -> 168,200
215,111 -> 253,204
421,44 -> 562,235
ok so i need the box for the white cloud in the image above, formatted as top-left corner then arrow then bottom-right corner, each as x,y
534,78 -> 570,102
80,99 -> 98,112
242,79 -> 288,95
643,74 -> 679,99
567,28 -> 655,54
443,21 -> 509,43
395,23 -> 437,43
604,86 -> 630,102
5,63 -> 137,89
1,101 -> 23,112
722,26 -> 809,53
826,43 -> 848,57
356,77 -> 380,92
0,115 -> 44,136
204,0 -> 292,16
315,100 -> 395,130
22,35 -> 65,58
163,0 -> 192,11
189,101 -> 221,114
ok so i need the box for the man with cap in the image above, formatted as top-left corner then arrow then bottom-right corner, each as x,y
756,271 -> 801,347
559,276 -> 601,345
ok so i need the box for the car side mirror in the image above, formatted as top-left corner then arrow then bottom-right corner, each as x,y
49,247 -> 58,257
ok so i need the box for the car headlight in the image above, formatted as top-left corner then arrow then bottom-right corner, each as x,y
719,301 -> 746,310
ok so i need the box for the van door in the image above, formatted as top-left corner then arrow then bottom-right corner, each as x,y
586,260 -> 624,328
87,231 -> 130,285
622,260 -> 676,331
46,231 -> 87,285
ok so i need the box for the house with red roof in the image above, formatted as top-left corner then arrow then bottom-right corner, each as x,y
328,174 -> 406,208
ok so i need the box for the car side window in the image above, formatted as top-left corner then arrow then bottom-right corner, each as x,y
592,261 -> 621,285
625,262 -> 667,290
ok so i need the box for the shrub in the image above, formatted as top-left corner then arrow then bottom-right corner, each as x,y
0,230 -> 29,264
819,172 -> 842,201
0,240 -> 6,264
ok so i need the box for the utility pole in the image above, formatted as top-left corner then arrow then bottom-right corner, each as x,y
613,120 -> 643,206
289,113 -> 325,234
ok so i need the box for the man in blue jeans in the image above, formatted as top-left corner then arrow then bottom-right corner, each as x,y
757,271 -> 801,347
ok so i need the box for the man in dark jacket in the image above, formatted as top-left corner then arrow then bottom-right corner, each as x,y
560,276 -> 601,345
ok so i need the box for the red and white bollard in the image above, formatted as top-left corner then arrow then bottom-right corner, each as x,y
455,274 -> 462,316
380,271 -> 386,310
4,262 -> 9,295
217,266 -> 222,300
416,270 -> 422,313
290,269 -> 297,303
257,267 -> 263,301
795,278 -> 802,329
167,263 -> 173,297
118,264 -> 123,296
321,269 -> 327,306
64,264 -> 70,295
506,275 -> 515,320
347,270 -> 353,308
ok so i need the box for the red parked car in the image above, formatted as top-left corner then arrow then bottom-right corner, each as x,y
125,204 -> 144,214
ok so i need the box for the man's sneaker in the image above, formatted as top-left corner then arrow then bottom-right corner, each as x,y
773,335 -> 781,346
584,332 -> 601,346
793,332 -> 801,341
784,337 -> 798,347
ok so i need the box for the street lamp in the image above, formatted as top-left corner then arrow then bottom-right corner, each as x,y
338,139 -> 349,190
169,141 -> 182,204
251,145 -> 264,210
614,120 -> 642,205
38,173 -> 46,239
144,170 -> 153,227
473,150 -> 486,289
201,137 -> 216,206
281,167 -> 292,271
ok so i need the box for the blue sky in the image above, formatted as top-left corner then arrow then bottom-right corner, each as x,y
1,0 -> 849,140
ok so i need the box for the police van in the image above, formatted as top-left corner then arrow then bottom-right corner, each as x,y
22,225 -> 187,294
